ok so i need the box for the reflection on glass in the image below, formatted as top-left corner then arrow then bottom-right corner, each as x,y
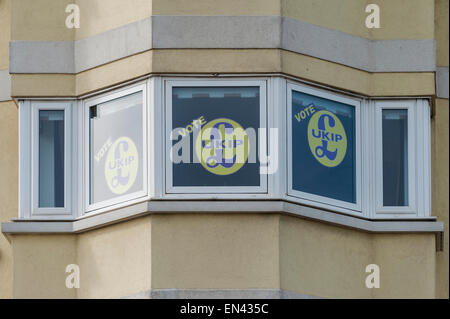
39,110 -> 64,207
382,109 -> 408,206
172,87 -> 260,187
291,91 -> 356,203
89,92 -> 143,205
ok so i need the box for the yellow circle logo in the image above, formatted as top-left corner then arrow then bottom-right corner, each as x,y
307,110 -> 347,167
105,137 -> 139,194
195,118 -> 249,175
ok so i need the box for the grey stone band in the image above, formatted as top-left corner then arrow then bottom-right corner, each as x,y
10,16 -> 436,74
75,17 -> 152,72
281,18 -> 435,73
0,69 -> 11,101
436,67 -> 449,99
10,41 -> 74,74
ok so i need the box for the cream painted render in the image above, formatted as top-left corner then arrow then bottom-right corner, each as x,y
0,0 -> 448,299
10,0 -> 435,41
6,214 -> 437,299
9,51 -> 437,98
434,0 -> 449,299
0,0 -> 14,299
9,17 -> 436,74
0,100 -> 17,299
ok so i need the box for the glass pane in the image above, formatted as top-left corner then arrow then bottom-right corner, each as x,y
382,109 -> 408,206
89,91 -> 143,204
291,91 -> 356,203
171,87 -> 260,187
39,110 -> 64,207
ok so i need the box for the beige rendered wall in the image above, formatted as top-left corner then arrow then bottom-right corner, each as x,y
279,215 -> 372,298
152,0 -> 280,16
150,214 -> 280,290
74,0 -> 152,40
0,0 -> 15,299
283,0 -> 434,40
11,234 -> 77,298
12,216 -> 152,299
20,0 -> 431,41
77,216 -> 152,299
11,0 -> 74,41
433,100 -> 449,299
280,216 -> 436,299
435,0 -> 449,67
433,0 -> 449,300
0,100 -> 17,299
371,234 -> 436,299
153,0 -> 434,40
9,214 -> 439,299
0,0 -> 10,70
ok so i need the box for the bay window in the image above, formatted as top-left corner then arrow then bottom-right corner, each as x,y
18,76 -> 431,221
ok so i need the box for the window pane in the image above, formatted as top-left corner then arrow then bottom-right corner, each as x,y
39,110 -> 64,207
171,87 -> 260,187
89,92 -> 143,204
291,91 -> 356,203
382,109 -> 408,206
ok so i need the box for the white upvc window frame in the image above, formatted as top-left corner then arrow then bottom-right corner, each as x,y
286,82 -> 362,215
164,78 -> 268,195
374,99 -> 431,218
16,75 -> 433,222
18,101 -> 74,219
83,82 -> 149,214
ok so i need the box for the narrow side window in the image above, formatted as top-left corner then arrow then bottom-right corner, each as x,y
382,109 -> 408,206
375,100 -> 418,217
38,110 -> 65,207
28,101 -> 72,219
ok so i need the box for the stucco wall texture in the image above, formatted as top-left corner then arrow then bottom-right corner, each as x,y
0,0 -> 14,299
433,0 -> 449,299
9,215 -> 437,299
0,101 -> 17,299
0,0 -> 448,299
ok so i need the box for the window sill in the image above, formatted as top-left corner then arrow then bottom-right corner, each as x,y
2,200 -> 443,241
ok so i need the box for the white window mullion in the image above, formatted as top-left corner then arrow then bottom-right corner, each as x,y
415,99 -> 432,217
149,77 -> 164,199
361,98 -> 375,219
19,100 -> 32,219
268,77 -> 286,199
